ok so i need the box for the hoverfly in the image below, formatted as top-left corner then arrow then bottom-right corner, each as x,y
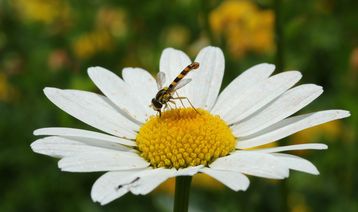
151,62 -> 199,116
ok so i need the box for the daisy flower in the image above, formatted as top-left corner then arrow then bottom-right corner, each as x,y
31,46 -> 350,206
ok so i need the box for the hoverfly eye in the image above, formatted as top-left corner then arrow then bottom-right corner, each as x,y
152,98 -> 162,109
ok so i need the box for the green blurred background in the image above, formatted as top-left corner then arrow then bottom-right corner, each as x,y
0,0 -> 357,211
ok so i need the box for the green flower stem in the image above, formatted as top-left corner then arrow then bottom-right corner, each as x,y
274,0 -> 289,211
274,0 -> 284,72
173,176 -> 192,212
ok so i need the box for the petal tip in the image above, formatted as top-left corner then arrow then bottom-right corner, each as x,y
87,66 -> 103,76
312,170 -> 320,175
307,165 -> 320,175
262,63 -> 276,71
204,46 -> 223,53
321,144 -> 328,150
87,66 -> 96,74
33,129 -> 39,136
88,66 -> 112,78
43,87 -> 61,100
57,159 -> 65,169
240,182 -> 250,191
343,110 -> 351,117
162,47 -> 180,54
292,70 -> 303,78
29,141 -> 37,152
335,110 -> 351,118
43,87 -> 58,95
260,62 -> 275,68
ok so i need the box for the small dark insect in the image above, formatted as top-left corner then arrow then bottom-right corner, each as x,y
116,177 -> 140,190
150,62 -> 199,116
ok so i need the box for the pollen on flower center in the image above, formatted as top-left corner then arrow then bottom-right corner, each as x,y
136,108 -> 236,169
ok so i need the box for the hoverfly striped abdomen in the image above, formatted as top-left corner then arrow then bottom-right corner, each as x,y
168,62 -> 199,91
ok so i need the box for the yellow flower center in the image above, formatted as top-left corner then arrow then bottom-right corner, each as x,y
136,108 -> 236,169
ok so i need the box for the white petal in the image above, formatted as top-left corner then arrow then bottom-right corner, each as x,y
91,170 -> 143,205
159,48 -> 192,104
88,67 -> 147,123
272,153 -> 320,175
43,88 -> 138,139
122,67 -> 157,117
129,168 -> 175,195
232,84 -> 323,136
58,152 -> 149,172
174,165 -> 203,176
31,136 -> 129,158
254,143 -> 328,153
212,63 -> 275,115
221,71 -> 302,124
91,168 -> 174,205
236,110 -> 350,149
186,46 -> 225,110
210,151 -> 289,179
160,48 -> 192,85
34,127 -> 136,146
200,167 -> 250,191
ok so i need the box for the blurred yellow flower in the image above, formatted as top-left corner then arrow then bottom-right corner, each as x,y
96,7 -> 128,39
0,73 -> 17,102
289,192 -> 311,212
349,47 -> 358,88
291,204 -> 311,212
350,47 -> 358,72
72,31 -> 113,59
72,7 -> 128,60
210,0 -> 274,59
12,0 -> 71,25
162,25 -> 190,48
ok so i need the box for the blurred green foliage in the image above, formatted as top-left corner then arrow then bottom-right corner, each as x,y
0,0 -> 357,211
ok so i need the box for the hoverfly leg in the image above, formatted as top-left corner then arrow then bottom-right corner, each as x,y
175,91 -> 185,108
172,96 -> 200,114
163,103 -> 169,111
168,99 -> 178,109
185,97 -> 200,114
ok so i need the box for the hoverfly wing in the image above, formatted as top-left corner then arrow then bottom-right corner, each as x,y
173,78 -> 192,91
156,72 -> 166,90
